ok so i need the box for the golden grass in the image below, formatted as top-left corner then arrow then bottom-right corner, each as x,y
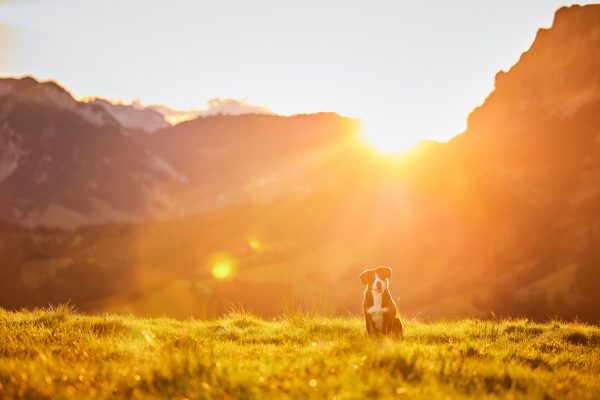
0,306 -> 599,399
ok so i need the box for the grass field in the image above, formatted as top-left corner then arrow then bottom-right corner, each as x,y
1,306 -> 599,399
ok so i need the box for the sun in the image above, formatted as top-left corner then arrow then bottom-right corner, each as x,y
361,118 -> 420,155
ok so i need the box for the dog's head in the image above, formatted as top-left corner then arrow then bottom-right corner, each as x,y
359,266 -> 392,294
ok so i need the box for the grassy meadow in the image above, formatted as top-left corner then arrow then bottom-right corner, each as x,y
0,306 -> 599,399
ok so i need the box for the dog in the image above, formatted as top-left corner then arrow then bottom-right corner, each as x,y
360,266 -> 403,337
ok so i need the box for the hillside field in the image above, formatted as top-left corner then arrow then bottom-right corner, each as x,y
0,307 -> 599,399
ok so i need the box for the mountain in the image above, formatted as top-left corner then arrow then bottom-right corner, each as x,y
147,98 -> 273,125
0,5 -> 599,321
0,76 -> 359,226
85,97 -> 274,132
86,98 -> 169,133
442,4 -> 600,320
144,112 -> 360,213
0,77 -> 183,227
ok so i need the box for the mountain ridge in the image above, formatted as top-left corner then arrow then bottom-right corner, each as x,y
0,75 -> 359,226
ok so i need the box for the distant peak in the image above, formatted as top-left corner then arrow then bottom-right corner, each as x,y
0,75 -> 116,127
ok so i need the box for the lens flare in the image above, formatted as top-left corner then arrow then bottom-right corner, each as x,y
248,239 -> 261,251
211,262 -> 232,279
209,253 -> 237,280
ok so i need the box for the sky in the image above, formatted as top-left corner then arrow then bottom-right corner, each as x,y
0,0 -> 593,149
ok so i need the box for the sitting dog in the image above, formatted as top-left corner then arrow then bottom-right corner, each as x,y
360,266 -> 403,337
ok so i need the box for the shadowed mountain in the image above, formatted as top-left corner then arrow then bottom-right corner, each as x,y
0,77 -> 185,227
441,4 -> 600,320
144,112 -> 360,213
0,77 -> 359,226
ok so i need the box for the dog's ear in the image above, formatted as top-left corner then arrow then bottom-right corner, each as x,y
376,266 -> 392,279
359,270 -> 374,285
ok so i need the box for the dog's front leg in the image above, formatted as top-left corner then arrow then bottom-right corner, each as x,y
393,317 -> 403,337
383,311 -> 395,335
365,316 -> 375,336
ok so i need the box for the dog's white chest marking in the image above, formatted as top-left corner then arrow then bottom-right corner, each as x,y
368,289 -> 385,331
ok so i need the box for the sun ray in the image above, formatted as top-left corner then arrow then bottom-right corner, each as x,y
361,118 -> 420,155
